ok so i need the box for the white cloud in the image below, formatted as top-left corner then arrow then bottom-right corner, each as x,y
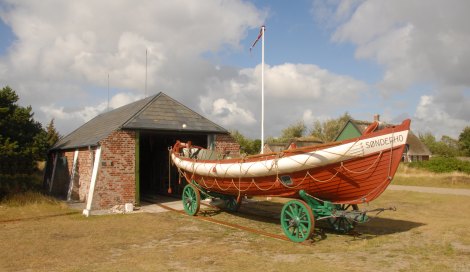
39,92 -> 143,133
109,92 -> 144,109
413,88 -> 470,138
318,0 -> 470,92
312,0 -> 470,138
241,63 -> 367,100
0,0 -> 265,133
206,98 -> 256,126
200,63 -> 368,138
4,0 -> 467,141
302,109 -> 315,125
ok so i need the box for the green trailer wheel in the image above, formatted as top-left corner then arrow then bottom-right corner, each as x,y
182,184 -> 200,216
328,204 -> 359,233
280,199 -> 314,243
224,196 -> 241,212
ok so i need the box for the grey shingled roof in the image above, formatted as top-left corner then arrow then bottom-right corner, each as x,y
122,92 -> 227,132
52,92 -> 227,150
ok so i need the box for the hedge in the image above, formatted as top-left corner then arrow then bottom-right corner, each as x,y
408,156 -> 470,174
0,174 -> 43,200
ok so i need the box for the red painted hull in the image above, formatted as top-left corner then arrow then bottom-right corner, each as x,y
175,119 -> 410,204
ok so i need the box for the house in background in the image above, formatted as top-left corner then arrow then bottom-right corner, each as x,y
264,137 -> 323,153
335,114 -> 431,162
45,92 -> 240,215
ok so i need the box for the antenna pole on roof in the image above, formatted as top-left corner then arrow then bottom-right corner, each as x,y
145,49 -> 148,97
107,73 -> 110,112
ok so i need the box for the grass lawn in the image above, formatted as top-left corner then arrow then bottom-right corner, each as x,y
393,165 -> 470,189
1,190 -> 470,272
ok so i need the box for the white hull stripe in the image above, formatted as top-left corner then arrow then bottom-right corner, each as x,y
172,130 -> 408,178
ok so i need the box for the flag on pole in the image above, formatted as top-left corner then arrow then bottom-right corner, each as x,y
249,25 -> 266,153
250,25 -> 265,52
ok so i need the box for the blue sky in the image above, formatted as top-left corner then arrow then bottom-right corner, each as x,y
210,1 -> 381,81
0,0 -> 468,139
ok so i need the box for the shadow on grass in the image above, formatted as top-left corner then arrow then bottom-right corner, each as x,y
349,216 -> 425,238
310,216 -> 426,242
213,199 -> 425,241
145,196 -> 425,242
0,211 -> 80,223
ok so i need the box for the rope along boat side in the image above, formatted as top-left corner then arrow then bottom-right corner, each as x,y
171,119 -> 411,242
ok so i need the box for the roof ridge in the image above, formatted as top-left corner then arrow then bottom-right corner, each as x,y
52,92 -> 228,150
121,92 -> 161,128
162,93 -> 227,133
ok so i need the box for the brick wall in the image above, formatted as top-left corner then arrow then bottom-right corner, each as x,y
93,130 -> 136,209
77,148 -> 94,202
50,131 -> 234,210
55,148 -> 94,202
215,134 -> 240,156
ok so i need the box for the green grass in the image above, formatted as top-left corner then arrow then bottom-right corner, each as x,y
1,190 -> 470,271
1,191 -> 59,207
393,164 -> 470,189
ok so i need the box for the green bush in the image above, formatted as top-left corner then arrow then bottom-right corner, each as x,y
0,174 -> 43,200
408,157 -> 470,174
0,153 -> 35,174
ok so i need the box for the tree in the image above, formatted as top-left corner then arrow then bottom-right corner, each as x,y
45,119 -> 60,147
280,121 -> 306,141
0,86 -> 42,151
265,121 -> 306,145
419,132 -> 460,157
230,130 -> 260,155
419,132 -> 436,150
0,135 -> 18,155
0,86 -> 46,173
31,119 -> 61,160
309,112 -> 351,142
440,135 -> 460,156
459,126 -> 470,156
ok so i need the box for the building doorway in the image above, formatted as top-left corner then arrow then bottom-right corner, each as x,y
138,132 -> 207,202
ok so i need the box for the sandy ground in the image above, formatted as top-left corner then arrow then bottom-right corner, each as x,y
68,185 -> 470,216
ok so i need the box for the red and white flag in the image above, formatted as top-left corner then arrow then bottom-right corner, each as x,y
250,26 -> 265,52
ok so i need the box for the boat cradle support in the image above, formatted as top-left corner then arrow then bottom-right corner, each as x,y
279,190 -> 370,242
183,180 -> 242,213
299,190 -> 369,225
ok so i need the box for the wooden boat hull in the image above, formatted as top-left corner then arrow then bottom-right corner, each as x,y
172,119 -> 410,204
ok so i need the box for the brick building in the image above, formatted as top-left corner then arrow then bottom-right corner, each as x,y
45,92 -> 240,215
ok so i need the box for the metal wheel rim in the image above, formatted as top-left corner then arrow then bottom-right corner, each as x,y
182,184 -> 200,216
328,204 -> 358,233
280,200 -> 314,243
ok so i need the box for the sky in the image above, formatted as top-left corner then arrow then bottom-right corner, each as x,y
0,0 -> 469,140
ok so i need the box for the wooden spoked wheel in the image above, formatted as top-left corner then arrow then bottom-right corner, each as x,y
280,200 -> 314,243
328,204 -> 359,233
182,184 -> 200,216
224,196 -> 241,212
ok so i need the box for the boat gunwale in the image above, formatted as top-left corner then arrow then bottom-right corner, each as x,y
171,119 -> 411,165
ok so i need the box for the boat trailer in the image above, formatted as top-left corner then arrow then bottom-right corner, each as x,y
181,181 -> 394,243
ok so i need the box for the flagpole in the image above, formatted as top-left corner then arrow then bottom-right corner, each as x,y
261,25 -> 265,154
145,49 -> 148,97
